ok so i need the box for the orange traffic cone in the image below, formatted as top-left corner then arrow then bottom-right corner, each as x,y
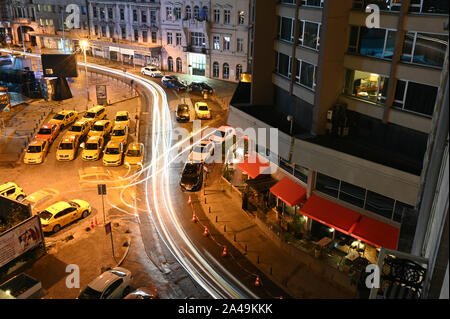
90,219 -> 95,229
222,246 -> 228,257
151,283 -> 158,298
203,226 -> 210,237
94,216 -> 98,226
192,212 -> 198,223
187,196 -> 192,205
254,275 -> 261,287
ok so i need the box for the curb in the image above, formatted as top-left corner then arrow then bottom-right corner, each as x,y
116,237 -> 131,267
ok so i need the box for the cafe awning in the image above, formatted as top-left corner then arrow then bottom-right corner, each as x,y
300,195 -> 361,235
236,155 -> 270,179
245,175 -> 278,193
351,216 -> 400,250
270,177 -> 306,207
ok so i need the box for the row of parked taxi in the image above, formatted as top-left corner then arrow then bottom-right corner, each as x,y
23,105 -> 144,167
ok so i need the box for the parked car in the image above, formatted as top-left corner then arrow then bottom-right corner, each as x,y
209,126 -> 235,144
56,134 -> 79,161
38,200 -> 91,233
78,267 -> 132,299
189,140 -> 215,163
35,123 -> 60,144
49,110 -> 78,129
161,75 -> 179,83
24,139 -> 49,164
114,111 -> 131,128
81,136 -> 105,161
22,188 -> 59,212
141,66 -> 162,78
124,287 -> 158,299
180,162 -> 203,192
67,119 -> 91,140
103,141 -> 124,166
0,182 -> 26,202
188,82 -> 214,95
124,142 -> 144,167
82,105 -> 107,126
162,79 -> 187,92
175,104 -> 190,122
194,102 -> 211,120
87,120 -> 112,139
110,124 -> 129,145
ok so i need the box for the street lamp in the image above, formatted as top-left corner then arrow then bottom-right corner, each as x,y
287,115 -> 294,136
80,39 -> 90,106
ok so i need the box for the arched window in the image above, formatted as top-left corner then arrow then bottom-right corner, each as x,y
194,6 -> 200,19
236,64 -> 243,81
201,6 -> 208,21
185,6 -> 191,20
223,63 -> 229,79
176,57 -> 182,73
168,56 -> 173,71
213,62 -> 219,78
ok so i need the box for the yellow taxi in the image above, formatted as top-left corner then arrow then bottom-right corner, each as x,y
56,134 -> 79,161
82,105 -> 107,126
194,102 -> 211,120
81,136 -> 105,161
87,120 -> 112,139
23,139 -> 49,164
114,111 -> 131,128
103,141 -> 124,166
49,110 -> 78,128
124,142 -> 144,167
67,118 -> 92,139
0,182 -> 26,201
110,124 -> 129,145
38,200 -> 91,233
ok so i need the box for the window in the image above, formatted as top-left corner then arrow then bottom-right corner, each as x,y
393,201 -> 413,223
93,7 -> 97,18
344,70 -> 389,103
302,21 -> 320,49
142,11 -> 147,23
142,31 -> 148,42
213,36 -> 220,50
121,26 -> 126,39
316,173 -> 340,198
294,165 -> 308,184
279,16 -> 294,42
339,182 -> 366,208
133,9 -> 137,22
194,6 -> 200,19
365,191 -> 395,219
120,8 -> 124,20
402,32 -> 448,68
176,58 -> 182,72
223,36 -> 230,51
100,8 -> 105,19
190,32 -> 206,47
102,26 -> 106,37
174,7 -> 181,20
224,9 -> 231,24
186,6 -> 192,19
166,7 -> 172,19
223,63 -> 230,79
168,57 -> 173,71
108,8 -> 113,19
302,0 -> 324,7
275,52 -> 291,77
236,64 -> 243,80
151,31 -> 157,43
214,9 -> 220,23
393,80 -> 438,116
176,33 -> 182,46
352,26 -> 397,60
300,60 -> 315,89
167,32 -> 172,45
213,62 -> 219,77
150,10 -> 157,25
238,11 -> 245,24
201,6 -> 208,21
237,38 -> 244,52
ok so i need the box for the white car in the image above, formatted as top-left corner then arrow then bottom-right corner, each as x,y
161,75 -> 179,83
78,267 -> 131,299
141,66 -> 162,78
209,126 -> 235,144
189,140 -> 215,163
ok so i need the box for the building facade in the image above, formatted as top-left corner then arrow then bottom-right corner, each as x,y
228,0 -> 448,292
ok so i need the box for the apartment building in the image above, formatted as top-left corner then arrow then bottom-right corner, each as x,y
0,0 -> 11,43
6,0 -> 38,48
87,0 -> 161,67
228,0 -> 448,296
160,0 -> 251,81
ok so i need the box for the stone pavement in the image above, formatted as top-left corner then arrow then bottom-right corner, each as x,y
193,164 -> 357,299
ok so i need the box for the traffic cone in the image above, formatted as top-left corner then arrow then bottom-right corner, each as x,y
94,216 -> 98,226
192,212 -> 198,223
203,226 -> 209,237
187,196 -> 192,205
90,219 -> 95,229
254,275 -> 261,287
222,246 -> 228,257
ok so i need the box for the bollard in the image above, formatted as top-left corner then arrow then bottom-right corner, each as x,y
204,197 -> 207,204
257,255 -> 260,264
209,207 -> 211,214
215,216 -> 218,223
224,224 -> 226,232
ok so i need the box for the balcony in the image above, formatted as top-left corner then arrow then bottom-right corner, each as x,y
181,19 -> 208,33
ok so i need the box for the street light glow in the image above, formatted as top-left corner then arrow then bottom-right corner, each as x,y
79,39 -> 89,50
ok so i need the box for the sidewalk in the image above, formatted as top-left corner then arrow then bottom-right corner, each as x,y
193,164 -> 357,299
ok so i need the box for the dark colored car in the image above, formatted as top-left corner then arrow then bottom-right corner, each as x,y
188,82 -> 214,95
162,79 -> 187,91
180,162 -> 203,192
176,104 -> 190,122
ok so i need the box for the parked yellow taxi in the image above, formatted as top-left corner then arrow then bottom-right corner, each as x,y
0,182 -> 26,201
114,111 -> 130,128
67,118 -> 92,139
24,139 -> 49,164
87,120 -> 112,139
81,136 -> 105,161
49,110 -> 78,128
124,142 -> 144,167
102,141 -> 124,166
38,200 -> 91,233
56,134 -> 79,161
110,124 -> 128,145
194,102 -> 211,120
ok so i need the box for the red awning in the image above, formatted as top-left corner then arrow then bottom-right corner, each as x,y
351,216 -> 400,250
236,155 -> 270,179
270,177 -> 306,207
300,195 -> 361,235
